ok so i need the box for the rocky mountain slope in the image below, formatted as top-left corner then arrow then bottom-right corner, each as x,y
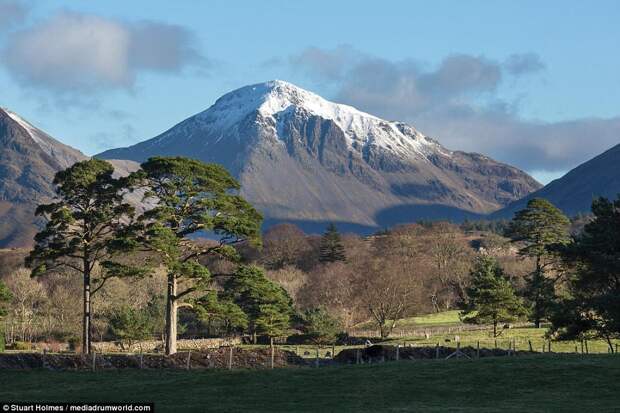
0,108 -> 88,247
99,80 -> 541,232
493,142 -> 620,219
0,108 -> 140,247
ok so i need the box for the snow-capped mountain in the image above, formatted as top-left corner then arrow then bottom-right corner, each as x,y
0,108 -> 140,247
0,107 -> 87,246
1,107 -> 86,170
99,80 -> 541,232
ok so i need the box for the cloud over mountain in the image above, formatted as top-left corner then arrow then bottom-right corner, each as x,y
287,46 -> 620,176
2,11 -> 205,93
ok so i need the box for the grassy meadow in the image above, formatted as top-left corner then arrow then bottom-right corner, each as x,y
1,355 -> 619,412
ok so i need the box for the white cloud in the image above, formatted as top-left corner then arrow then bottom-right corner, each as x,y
288,46 -> 620,174
2,11 -> 205,93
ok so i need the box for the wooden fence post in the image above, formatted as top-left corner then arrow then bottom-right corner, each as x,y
186,351 -> 191,370
396,345 -> 400,361
476,341 -> 480,359
356,349 -> 361,365
548,341 -> 551,353
139,353 -> 144,369
228,346 -> 233,370
315,346 -> 319,368
332,344 -> 336,359
435,343 -> 440,359
270,344 -> 275,369
528,340 -> 533,352
91,352 -> 96,372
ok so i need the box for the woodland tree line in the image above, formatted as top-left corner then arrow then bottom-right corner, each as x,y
0,157 -> 619,353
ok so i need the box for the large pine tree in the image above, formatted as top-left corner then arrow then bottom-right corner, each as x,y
319,223 -> 346,263
223,265 -> 293,344
26,159 -> 142,354
131,157 -> 262,355
506,198 -> 570,327
461,256 -> 527,337
551,196 -> 620,352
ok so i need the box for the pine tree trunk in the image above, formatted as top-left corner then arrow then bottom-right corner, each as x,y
534,256 -> 542,328
165,274 -> 177,355
83,267 -> 91,355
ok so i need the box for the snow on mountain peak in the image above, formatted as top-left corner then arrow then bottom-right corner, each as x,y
197,80 -> 443,158
3,107 -> 47,147
1,107 -> 84,168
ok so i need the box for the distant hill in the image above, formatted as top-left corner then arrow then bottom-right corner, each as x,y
493,143 -> 620,219
98,80 -> 541,233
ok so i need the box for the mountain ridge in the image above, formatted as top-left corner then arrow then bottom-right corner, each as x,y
0,107 -> 88,246
98,80 -> 541,231
493,142 -> 620,219
0,108 -> 141,247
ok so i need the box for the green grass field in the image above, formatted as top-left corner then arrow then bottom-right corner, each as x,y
278,323 -> 618,359
353,310 -> 463,331
349,310 -> 619,356
398,309 -> 463,327
1,355 -> 619,412
381,325 -> 618,354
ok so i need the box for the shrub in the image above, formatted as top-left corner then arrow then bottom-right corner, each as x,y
301,307 -> 343,344
13,341 -> 32,351
68,336 -> 81,352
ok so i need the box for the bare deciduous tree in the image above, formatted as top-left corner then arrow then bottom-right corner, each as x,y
266,266 -> 307,303
261,224 -> 312,270
4,268 -> 47,343
429,225 -> 472,310
358,258 -> 418,339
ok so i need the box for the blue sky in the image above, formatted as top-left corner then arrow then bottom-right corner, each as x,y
1,0 -> 619,184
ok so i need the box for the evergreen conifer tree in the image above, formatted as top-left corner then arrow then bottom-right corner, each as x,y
550,196 -> 620,352
0,281 -> 10,319
506,198 -> 570,327
131,157 -> 262,355
319,223 -> 346,263
223,265 -> 293,343
0,281 -> 9,352
461,256 -> 527,337
26,159 -> 143,354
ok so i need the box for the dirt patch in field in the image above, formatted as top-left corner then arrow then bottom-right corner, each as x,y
0,348 -> 307,371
